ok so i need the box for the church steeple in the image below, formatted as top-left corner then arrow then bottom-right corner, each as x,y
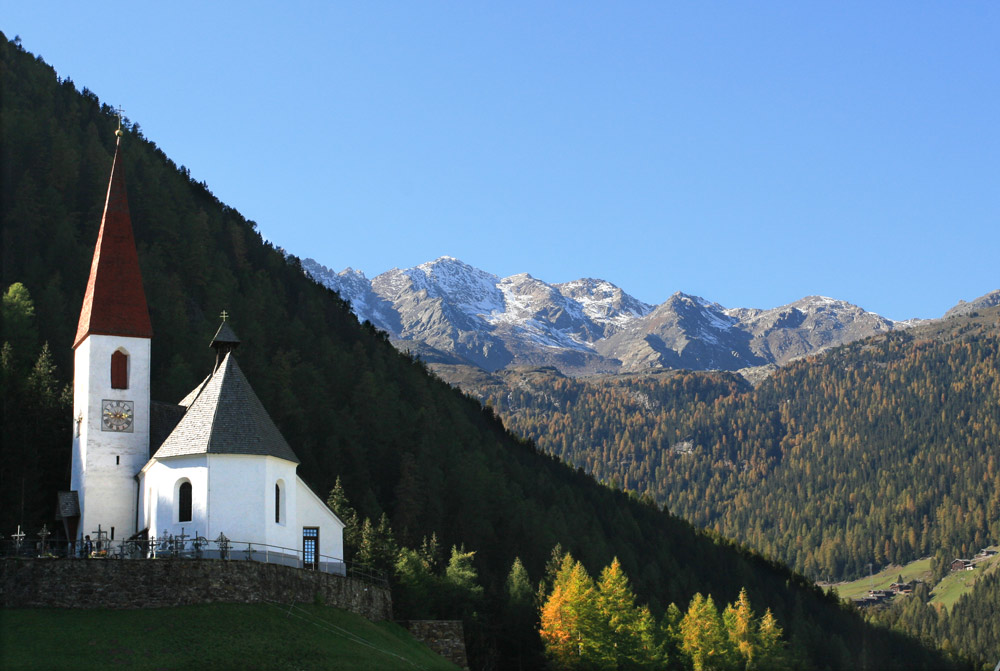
73,135 -> 153,349
70,127 -> 154,544
210,314 -> 241,371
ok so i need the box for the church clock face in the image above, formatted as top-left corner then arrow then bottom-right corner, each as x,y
101,400 -> 134,432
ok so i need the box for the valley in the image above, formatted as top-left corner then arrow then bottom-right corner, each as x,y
3,31 -> 997,669
428,304 -> 1000,584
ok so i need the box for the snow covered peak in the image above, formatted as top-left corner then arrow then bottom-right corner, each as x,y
306,255 -> 912,375
406,256 -> 505,315
555,278 -> 653,327
302,259 -> 400,334
494,273 -> 587,326
340,267 -> 368,280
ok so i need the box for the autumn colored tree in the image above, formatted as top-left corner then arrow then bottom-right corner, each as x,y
679,593 -> 733,671
540,553 -> 602,669
722,588 -> 756,667
721,587 -> 787,670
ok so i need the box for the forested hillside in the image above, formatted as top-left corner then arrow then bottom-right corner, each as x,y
872,570 -> 1000,669
451,317 -> 1000,583
0,33 -> 971,669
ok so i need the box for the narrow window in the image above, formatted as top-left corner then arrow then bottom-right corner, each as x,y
275,483 -> 281,524
303,527 -> 319,570
116,455 -> 120,465
179,481 -> 192,522
111,526 -> 115,540
111,350 -> 128,389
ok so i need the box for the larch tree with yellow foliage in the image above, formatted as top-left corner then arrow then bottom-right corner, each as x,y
539,554 -> 602,669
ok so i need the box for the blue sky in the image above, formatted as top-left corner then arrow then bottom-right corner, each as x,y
7,3 -> 998,320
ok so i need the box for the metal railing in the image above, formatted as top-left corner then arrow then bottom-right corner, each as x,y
0,531 -> 388,590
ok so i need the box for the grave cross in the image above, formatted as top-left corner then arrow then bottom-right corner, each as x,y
215,532 -> 230,560
160,529 -> 172,556
38,524 -> 51,553
192,532 -> 207,559
91,525 -> 109,552
12,525 -> 25,552
175,527 -> 190,555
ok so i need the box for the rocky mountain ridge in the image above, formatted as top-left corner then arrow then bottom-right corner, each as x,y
943,288 -> 1000,319
302,256 -> 992,376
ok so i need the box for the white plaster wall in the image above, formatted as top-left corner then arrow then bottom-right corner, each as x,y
138,453 -> 342,564
205,454 -> 297,545
263,457 -> 300,552
71,334 -> 151,541
140,456 -> 209,539
296,477 -> 345,561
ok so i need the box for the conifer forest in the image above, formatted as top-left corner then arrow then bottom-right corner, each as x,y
1,33 -> 997,670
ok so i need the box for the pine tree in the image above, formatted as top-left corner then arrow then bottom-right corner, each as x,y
506,556 -> 534,608
503,556 -> 539,668
394,546 -> 439,619
418,532 -> 442,572
722,588 -> 756,668
756,608 -> 784,669
445,544 -> 483,598
679,593 -> 734,671
538,542 -> 565,602
595,557 -> 661,668
356,513 -> 397,575
325,476 -> 360,555
1,283 -> 39,370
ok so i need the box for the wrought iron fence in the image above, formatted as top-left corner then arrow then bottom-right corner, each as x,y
0,528 -> 388,590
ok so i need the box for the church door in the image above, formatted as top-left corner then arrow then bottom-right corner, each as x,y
302,527 -> 319,570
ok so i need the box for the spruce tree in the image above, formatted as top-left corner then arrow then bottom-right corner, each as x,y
325,476 -> 360,555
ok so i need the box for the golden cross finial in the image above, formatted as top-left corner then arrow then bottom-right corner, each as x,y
115,105 -> 125,138
220,310 -> 229,322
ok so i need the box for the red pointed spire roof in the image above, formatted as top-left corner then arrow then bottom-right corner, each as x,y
73,136 -> 153,348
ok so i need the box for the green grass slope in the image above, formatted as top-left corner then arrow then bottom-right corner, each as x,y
866,550 -> 1000,669
825,557 -> 934,601
0,603 -> 457,670
930,549 -> 1000,611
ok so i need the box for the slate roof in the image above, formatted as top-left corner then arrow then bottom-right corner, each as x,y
56,491 -> 80,519
151,352 -> 300,463
211,321 -> 241,347
150,401 -> 187,454
177,375 -> 211,408
73,137 -> 153,348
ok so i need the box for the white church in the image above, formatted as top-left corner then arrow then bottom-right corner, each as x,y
64,134 -> 344,570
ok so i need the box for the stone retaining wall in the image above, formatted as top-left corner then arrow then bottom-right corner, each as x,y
0,558 -> 391,621
398,620 -> 470,670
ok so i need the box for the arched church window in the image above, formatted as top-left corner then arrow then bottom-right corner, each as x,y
275,482 -> 282,524
179,481 -> 192,523
111,350 -> 128,389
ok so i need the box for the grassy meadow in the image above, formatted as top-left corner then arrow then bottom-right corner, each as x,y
822,547 -> 1000,610
0,603 -> 458,670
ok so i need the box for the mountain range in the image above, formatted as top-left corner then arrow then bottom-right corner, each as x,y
2,33 -> 987,668
306,256 -> 997,376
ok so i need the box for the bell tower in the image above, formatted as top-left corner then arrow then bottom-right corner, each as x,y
70,129 -> 153,543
